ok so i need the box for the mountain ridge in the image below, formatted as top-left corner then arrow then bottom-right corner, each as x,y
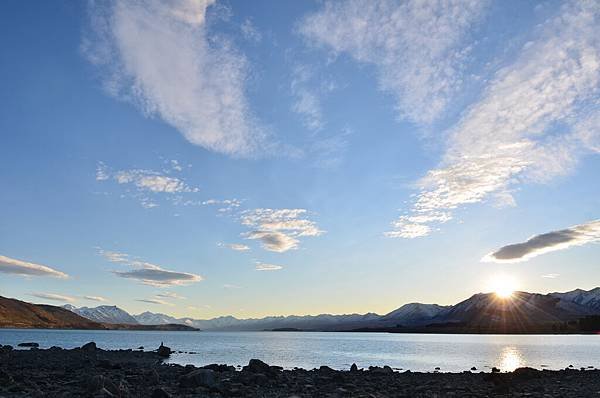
61,287 -> 600,332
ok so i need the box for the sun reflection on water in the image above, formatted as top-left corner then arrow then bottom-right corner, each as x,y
498,346 -> 524,371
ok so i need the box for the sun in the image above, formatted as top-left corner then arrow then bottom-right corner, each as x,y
487,274 -> 518,299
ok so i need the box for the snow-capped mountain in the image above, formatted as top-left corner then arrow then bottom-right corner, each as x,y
550,288 -> 600,311
63,305 -> 138,325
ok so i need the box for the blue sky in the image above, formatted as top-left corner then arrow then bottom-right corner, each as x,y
0,0 -> 599,318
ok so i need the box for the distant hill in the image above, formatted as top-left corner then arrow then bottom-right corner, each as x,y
0,296 -> 103,329
56,287 -> 600,333
0,296 -> 198,331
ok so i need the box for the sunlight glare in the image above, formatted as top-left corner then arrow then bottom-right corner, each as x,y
487,274 -> 518,299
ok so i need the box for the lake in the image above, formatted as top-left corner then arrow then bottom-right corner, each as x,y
1,329 -> 598,372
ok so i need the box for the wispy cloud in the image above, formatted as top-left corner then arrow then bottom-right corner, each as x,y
255,263 -> 283,271
484,220 -> 600,263
83,0 -> 266,156
136,298 -> 172,306
388,2 -> 600,238
203,198 -> 242,213
0,255 -> 69,279
542,274 -> 560,279
223,283 -> 241,289
155,291 -> 185,300
83,296 -> 108,302
31,293 -> 75,303
241,208 -> 324,252
218,243 -> 250,252
300,0 -> 488,124
98,248 -> 203,287
241,18 -> 262,43
290,64 -> 324,132
96,163 -> 199,208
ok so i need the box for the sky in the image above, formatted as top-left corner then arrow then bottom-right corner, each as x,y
0,0 -> 599,319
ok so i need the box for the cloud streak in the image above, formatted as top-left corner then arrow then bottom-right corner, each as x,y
32,293 -> 75,303
84,0 -> 265,156
255,263 -> 283,271
241,208 -> 323,252
388,2 -> 600,238
98,248 -> 203,287
300,0 -> 488,124
0,255 -> 69,279
84,296 -> 108,302
484,220 -> 600,263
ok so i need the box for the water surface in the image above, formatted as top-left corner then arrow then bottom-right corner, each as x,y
1,329 -> 598,372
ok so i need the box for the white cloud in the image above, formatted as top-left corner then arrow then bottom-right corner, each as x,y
84,0 -> 265,156
137,298 -> 173,306
483,220 -> 600,263
388,2 -> 600,238
203,198 -> 242,213
300,0 -> 488,124
114,169 -> 198,193
84,296 -> 108,302
98,248 -> 203,287
218,243 -> 250,252
223,283 -> 240,289
156,291 -> 185,299
32,293 -> 75,303
542,273 -> 560,279
241,18 -> 262,43
0,255 -> 69,279
255,263 -> 283,271
241,208 -> 324,252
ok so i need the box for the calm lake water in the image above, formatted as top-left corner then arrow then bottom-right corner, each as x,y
1,329 -> 599,372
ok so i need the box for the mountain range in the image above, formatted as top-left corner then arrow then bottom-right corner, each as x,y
61,288 -> 600,333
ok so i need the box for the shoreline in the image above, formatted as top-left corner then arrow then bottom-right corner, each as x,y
1,343 -> 599,397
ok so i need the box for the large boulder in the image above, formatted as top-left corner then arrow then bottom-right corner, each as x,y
179,369 -> 216,388
157,343 -> 171,358
242,359 -> 272,374
81,342 -> 97,352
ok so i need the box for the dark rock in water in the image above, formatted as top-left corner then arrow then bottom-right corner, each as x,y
157,343 -> 171,358
203,363 -> 236,372
151,387 -> 170,398
17,342 -> 39,348
243,359 -> 272,374
81,342 -> 97,352
350,363 -> 358,372
471,367 -> 477,371
137,346 -> 144,350
179,369 -> 216,388
369,366 -> 394,374
86,375 -> 119,396
319,365 -> 335,373
435,367 -> 441,370
491,367 -> 500,373
1,345 -> 13,352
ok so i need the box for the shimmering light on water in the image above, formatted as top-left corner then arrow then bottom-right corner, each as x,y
0,330 -> 599,372
499,346 -> 524,371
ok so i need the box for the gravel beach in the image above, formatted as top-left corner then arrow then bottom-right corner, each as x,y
1,343 -> 598,397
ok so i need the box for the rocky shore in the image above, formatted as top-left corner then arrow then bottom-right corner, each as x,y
1,343 -> 598,397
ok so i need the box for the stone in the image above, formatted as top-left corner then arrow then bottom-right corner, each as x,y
81,342 -> 97,352
157,343 -> 171,358
86,375 -> 119,396
179,369 -> 216,388
243,359 -> 272,374
202,363 -> 236,372
151,387 -> 170,398
491,367 -> 501,373
17,342 -> 39,348
350,363 -> 358,372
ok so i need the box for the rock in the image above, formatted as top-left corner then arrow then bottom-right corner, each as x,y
202,363 -> 236,372
513,367 -> 541,382
471,367 -> 477,371
137,346 -> 144,350
243,359 -> 272,374
491,367 -> 500,373
179,368 -> 216,388
350,363 -> 358,372
157,343 -> 171,358
151,387 -> 170,398
0,370 -> 13,386
17,342 -> 39,348
319,365 -> 335,373
81,342 -> 97,352
86,375 -> 119,396
1,345 -> 13,351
